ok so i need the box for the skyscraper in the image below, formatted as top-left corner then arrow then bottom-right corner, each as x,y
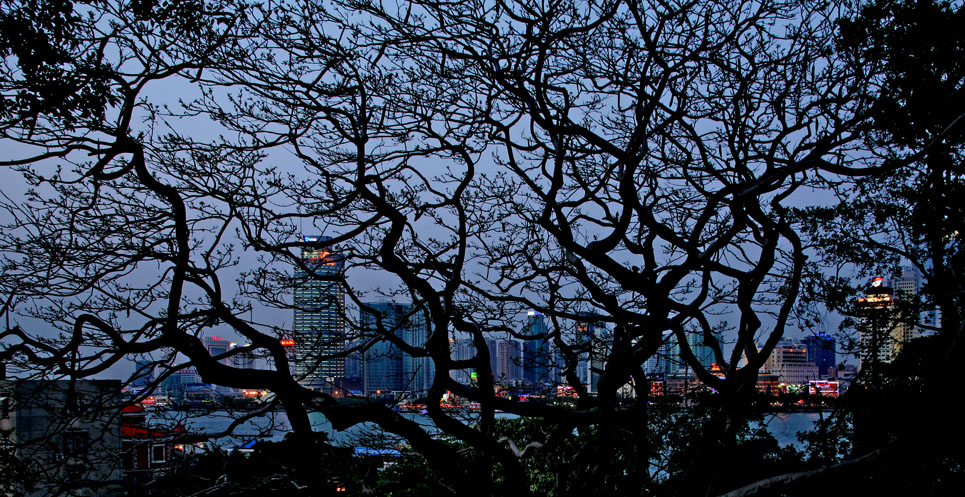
361,302 -> 432,396
803,333 -> 836,379
292,235 -> 345,391
856,276 -> 897,371
522,312 -> 551,385
495,339 -> 522,382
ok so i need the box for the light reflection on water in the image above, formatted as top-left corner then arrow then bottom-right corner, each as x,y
150,409 -> 827,450
755,411 -> 824,448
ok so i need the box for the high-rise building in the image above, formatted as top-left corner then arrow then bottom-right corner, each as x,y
495,339 -> 522,382
485,338 -> 499,379
856,276 -> 899,370
803,333 -> 836,379
361,302 -> 432,396
522,312 -> 551,385
893,266 -> 923,355
292,235 -> 346,391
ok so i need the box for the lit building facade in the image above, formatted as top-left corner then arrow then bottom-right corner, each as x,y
292,235 -> 346,391
762,340 -> 819,388
856,276 -> 899,370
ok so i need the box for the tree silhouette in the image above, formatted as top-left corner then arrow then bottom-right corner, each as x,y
0,0 -> 933,495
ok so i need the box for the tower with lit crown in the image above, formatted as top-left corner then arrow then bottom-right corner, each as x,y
856,276 -> 897,371
292,236 -> 345,391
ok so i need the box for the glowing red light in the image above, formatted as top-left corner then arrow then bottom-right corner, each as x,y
280,339 -> 295,347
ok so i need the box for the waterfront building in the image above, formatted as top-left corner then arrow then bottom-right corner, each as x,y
344,337 -> 364,383
762,340 -> 819,389
159,368 -> 201,397
803,333 -> 836,379
485,338 -> 499,380
687,331 -> 717,371
202,336 -> 233,366
292,235 -> 346,391
121,403 -> 178,486
361,302 -> 432,397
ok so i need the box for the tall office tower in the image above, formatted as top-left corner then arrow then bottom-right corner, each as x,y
856,276 -> 898,370
896,265 -> 943,338
762,340 -> 819,387
361,302 -> 432,396
803,333 -> 836,378
522,312 -> 551,385
483,338 -> 500,381
292,235 -> 346,391
495,339 -> 522,382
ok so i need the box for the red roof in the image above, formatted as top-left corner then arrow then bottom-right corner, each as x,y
122,424 -> 169,439
122,404 -> 146,413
